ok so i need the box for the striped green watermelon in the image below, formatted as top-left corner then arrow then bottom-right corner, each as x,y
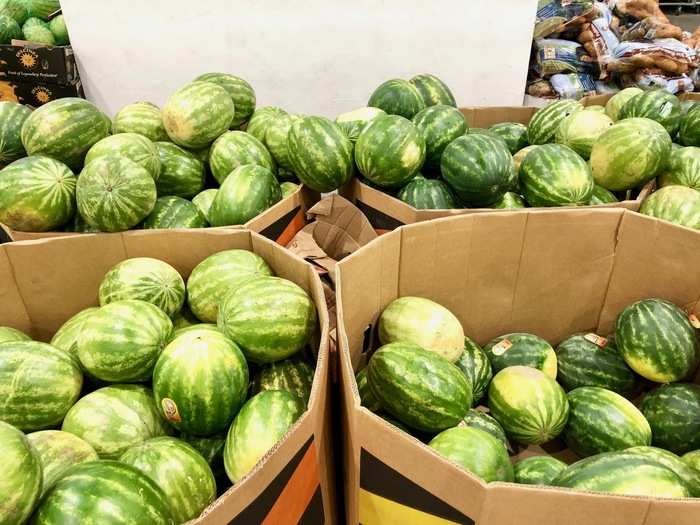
615,298 -> 699,383
514,456 -> 567,486
21,98 -> 111,169
209,130 -> 275,184
553,450 -> 690,498
0,101 -> 31,164
585,105 -> 605,113
335,107 -> 386,142
0,14 -> 20,44
527,100 -> 583,145
412,105 -> 467,172
31,460 -> 173,525
639,185 -> 700,229
555,110 -> 613,159
564,386 -> 651,457
0,155 -> 76,231
99,257 -> 185,317
513,145 -> 539,172
50,307 -> 98,359
223,390 -> 305,483
366,342 -> 472,432
27,430 -> 98,497
605,87 -> 643,121
488,366 -> 569,445
85,133 -> 161,181
217,276 -> 317,364
154,141 -> 205,198
187,249 -> 273,323
62,384 -> 172,459
454,338 -> 493,405
459,409 -> 508,449
483,332 -> 557,378
628,446 -> 700,497
169,323 -> 220,343
208,165 -> 282,226
679,104 -> 700,146
589,184 -> 618,205
467,128 -> 510,149
142,196 -> 208,229
77,300 -> 172,383
490,122 -> 528,155
112,101 -> 170,142
263,112 -> 301,172
428,426 -> 513,482
378,296 -> 465,363
22,18 -> 54,44
281,181 -> 299,198
0,325 -> 30,343
0,341 -> 82,431
191,188 -> 218,223
162,81 -> 234,149
0,0 -> 28,24
180,433 -> 225,466
397,175 -> 458,209
0,421 -> 41,525
520,144 -> 594,207
659,146 -> 700,190
76,155 -> 157,232
590,117 -> 672,191
356,367 -> 381,412
120,437 -> 216,523
490,192 -> 526,209
252,356 -> 315,403
555,333 -> 637,393
355,114 -> 426,189
48,14 -> 68,44
640,383 -> 700,454
287,116 -> 354,192
170,306 -> 199,331
23,0 -> 59,19
368,79 -> 426,119
153,327 -> 248,436
246,106 -> 287,142
619,90 -> 682,136
682,450 -> 700,471
409,74 -> 457,107
195,72 -> 256,127
441,134 -> 516,207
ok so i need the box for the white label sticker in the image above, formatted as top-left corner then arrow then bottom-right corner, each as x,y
690,314 -> 700,329
584,333 -> 608,348
161,398 -> 182,423
492,339 -> 513,356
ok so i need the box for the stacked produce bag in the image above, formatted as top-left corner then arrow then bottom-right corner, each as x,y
0,0 -> 68,45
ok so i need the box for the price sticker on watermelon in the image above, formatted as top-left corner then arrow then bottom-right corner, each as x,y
584,333 -> 608,348
689,313 -> 700,329
161,398 -> 182,423
492,339 -> 513,356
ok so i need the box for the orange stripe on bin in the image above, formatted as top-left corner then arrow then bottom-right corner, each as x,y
276,209 -> 306,246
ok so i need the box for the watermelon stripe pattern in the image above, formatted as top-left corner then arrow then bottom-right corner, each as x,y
356,367 -> 382,412
142,196 -> 208,229
154,141 -> 205,198
483,332 -> 557,378
628,446 -> 700,497
412,105 -> 467,171
252,356 -> 315,403
454,338 -> 493,405
1,421 -> 42,525
246,106 -> 287,142
192,189 -> 218,223
640,383 -> 700,454
514,456 -> 566,485
209,165 -> 282,226
527,100 -> 583,145
195,72 -> 256,127
264,113 -> 301,171
619,89 -> 681,136
459,409 -> 508,449
50,307 -> 98,360
336,107 -> 386,143
368,79 -> 426,119
490,122 -> 528,155
397,176 -> 458,210
661,147 -> 700,191
679,104 -> 700,146
85,133 -> 162,181
209,130 -> 276,184
0,100 -> 31,164
640,185 -> 700,230
0,325 -> 30,343
409,74 -> 457,107
112,101 -> 170,142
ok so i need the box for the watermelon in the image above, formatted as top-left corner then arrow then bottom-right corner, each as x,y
585,105 -> 605,112
154,141 -> 205,198
209,130 -> 275,184
682,450 -> 700,471
281,181 -> 299,198
48,14 -> 68,44
120,437 -> 216,523
169,323 -> 220,342
514,456 -> 567,486
0,100 -> 31,164
76,155 -> 157,232
520,144 -> 594,207
615,298 -> 700,383
397,175 -> 458,209
513,145 -> 539,172
217,276 -> 317,364
0,341 -> 82,431
488,366 -> 569,445
187,249 -> 273,323
0,0 -> 28,24
490,192 -> 526,209
287,116 -> 354,192
50,307 -> 98,359
99,257 -> 185,317
21,98 -> 111,169
555,333 -> 637,393
192,188 -> 218,223
162,81 -> 234,149
22,19 -> 54,44
454,338 -> 493,405
263,112 -> 301,172
180,433 -> 225,466
553,450 -> 690,498
335,107 -> 386,142
428,427 -> 513,482
627,446 -> 700,497
142,196 -> 208,229
564,386 -> 651,457
640,383 -> 700,455
378,296 -> 465,363
170,305 -> 199,331
483,332 -> 557,378
555,110 -> 613,159
639,185 -> 700,229
619,89 -> 682,136
252,356 -> 315,403
468,128 -> 510,149
208,165 -> 282,226
112,101 -> 170,142
27,430 -> 98,497
62,212 -> 101,233
24,0 -> 60,19
245,106 -> 287,143
194,72 -> 256,127
490,122 -> 528,155
441,134 -> 516,207
679,104 -> 700,147
366,342 -> 472,432
589,184 -> 618,205
605,87 -> 643,121
356,367 -> 382,412
31,460 -> 173,524
223,390 -> 305,483
412,105 -> 467,171
0,155 -> 76,231
77,300 -> 172,383
527,100 -> 583,145
0,325 -> 30,343
0,421 -> 41,525
590,117 -> 672,191
409,74 -> 457,107
459,409 -> 508,449
85,133 -> 162,181
367,79 -> 426,119
660,146 -> 700,190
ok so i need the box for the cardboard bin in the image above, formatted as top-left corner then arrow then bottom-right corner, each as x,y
0,78 -> 84,105
0,42 -> 79,85
336,208 -> 700,525
0,228 -> 336,524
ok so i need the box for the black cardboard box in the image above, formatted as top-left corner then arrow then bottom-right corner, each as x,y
0,42 -> 79,85
0,79 -> 83,106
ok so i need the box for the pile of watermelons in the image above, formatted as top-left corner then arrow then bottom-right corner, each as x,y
357,295 -> 700,496
0,0 -> 68,45
0,251 -> 318,524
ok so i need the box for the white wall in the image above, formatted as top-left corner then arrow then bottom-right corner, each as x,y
60,0 -> 537,118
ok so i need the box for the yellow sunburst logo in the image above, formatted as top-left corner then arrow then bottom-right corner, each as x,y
16,49 -> 38,69
32,86 -> 52,104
